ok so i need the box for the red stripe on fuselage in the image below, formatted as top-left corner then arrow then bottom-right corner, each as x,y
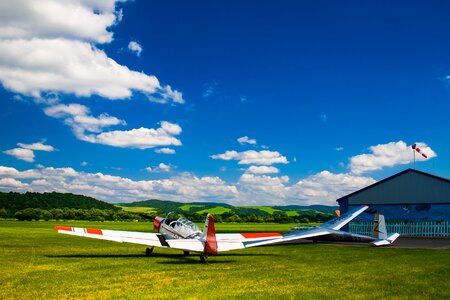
241,232 -> 282,238
86,228 -> 103,235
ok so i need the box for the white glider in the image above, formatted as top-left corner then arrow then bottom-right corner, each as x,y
246,205 -> 400,248
55,212 -> 281,262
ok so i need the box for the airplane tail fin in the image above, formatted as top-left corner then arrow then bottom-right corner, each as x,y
202,214 -> 218,255
371,213 -> 400,246
372,213 -> 387,240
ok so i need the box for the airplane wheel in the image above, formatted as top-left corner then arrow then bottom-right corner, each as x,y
183,251 -> 190,256
145,247 -> 154,256
200,253 -> 208,263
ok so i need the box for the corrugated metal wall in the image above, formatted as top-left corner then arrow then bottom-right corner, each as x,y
348,171 -> 450,205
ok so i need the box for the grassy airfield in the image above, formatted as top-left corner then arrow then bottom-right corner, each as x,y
1,221 -> 449,299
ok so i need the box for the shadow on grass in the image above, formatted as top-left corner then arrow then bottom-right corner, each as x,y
46,252 -> 280,264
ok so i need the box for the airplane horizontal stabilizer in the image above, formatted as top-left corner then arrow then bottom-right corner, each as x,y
371,233 -> 400,246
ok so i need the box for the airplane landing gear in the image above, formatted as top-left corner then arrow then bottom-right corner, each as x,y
200,253 -> 208,263
183,251 -> 190,256
145,247 -> 154,256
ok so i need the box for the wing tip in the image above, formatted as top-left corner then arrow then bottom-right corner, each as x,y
54,225 -> 72,232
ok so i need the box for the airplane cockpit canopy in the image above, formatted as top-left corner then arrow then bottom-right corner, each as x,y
164,212 -> 202,238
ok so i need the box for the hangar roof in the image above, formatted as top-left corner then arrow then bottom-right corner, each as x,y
336,169 -> 450,205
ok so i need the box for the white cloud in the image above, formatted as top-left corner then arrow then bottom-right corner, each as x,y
289,171 -> 375,205
146,163 -> 172,173
0,0 -> 184,104
0,0 -> 120,43
320,114 -> 327,122
3,141 -> 56,162
17,142 -> 55,152
80,161 -> 88,166
349,141 -> 437,174
246,166 -> 279,174
336,147 -> 344,151
44,104 -> 182,149
44,103 -> 126,138
237,174 -> 289,205
82,122 -> 182,149
0,178 -> 29,190
147,85 -> 185,104
211,150 -> 288,165
0,165 -> 238,203
3,148 -> 35,162
128,41 -> 142,56
0,162 -> 378,206
0,38 -> 161,100
237,136 -> 257,145
155,148 -> 176,154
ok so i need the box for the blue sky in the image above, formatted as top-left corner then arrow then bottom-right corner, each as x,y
0,0 -> 449,205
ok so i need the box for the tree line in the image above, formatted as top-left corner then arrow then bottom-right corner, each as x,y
0,207 -> 146,222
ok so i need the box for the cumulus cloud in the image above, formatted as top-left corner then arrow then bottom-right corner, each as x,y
128,41 -> 142,56
246,166 -> 279,174
44,103 -> 126,138
0,0 -> 119,43
289,171 -> 375,205
211,150 -> 288,165
155,148 -> 176,154
237,136 -> 257,145
0,0 -> 183,104
44,103 -> 182,149
4,141 -> 55,162
0,162 -> 377,205
147,85 -> 185,105
0,178 -> 29,190
0,166 -> 238,203
146,163 -> 172,173
3,148 -> 35,162
349,141 -> 437,174
80,121 -> 182,149
17,142 -> 55,152
238,173 -> 290,205
0,38 -> 161,100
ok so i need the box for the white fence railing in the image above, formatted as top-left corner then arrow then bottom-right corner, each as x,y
349,221 -> 450,237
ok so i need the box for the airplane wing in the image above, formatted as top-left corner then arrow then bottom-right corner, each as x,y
244,227 -> 331,247
245,206 -> 370,247
54,226 -> 282,253
54,226 -> 170,247
319,205 -> 369,230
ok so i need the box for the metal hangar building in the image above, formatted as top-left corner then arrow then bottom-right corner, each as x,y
336,169 -> 450,223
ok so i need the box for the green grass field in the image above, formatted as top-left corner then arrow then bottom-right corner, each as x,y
1,220 -> 449,299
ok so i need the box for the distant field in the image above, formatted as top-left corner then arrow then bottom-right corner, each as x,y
195,206 -> 232,215
115,205 -> 156,214
243,206 -> 281,214
178,204 -> 204,211
1,220 -> 449,299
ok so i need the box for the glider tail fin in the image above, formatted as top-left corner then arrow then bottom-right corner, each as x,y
202,214 -> 218,255
372,213 -> 387,240
371,213 -> 400,246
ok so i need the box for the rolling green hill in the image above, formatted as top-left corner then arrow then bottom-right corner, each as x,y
0,191 -> 117,211
120,199 -> 337,223
0,192 -> 337,223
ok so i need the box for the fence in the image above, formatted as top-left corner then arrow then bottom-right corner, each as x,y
349,221 -> 450,237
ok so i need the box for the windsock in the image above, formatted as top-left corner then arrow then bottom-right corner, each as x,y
411,143 -> 428,158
